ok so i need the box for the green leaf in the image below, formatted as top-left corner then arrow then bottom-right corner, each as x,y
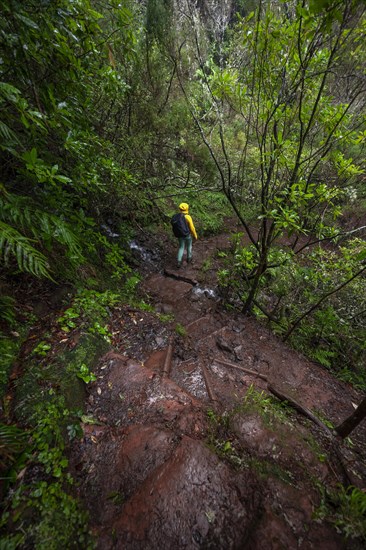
80,415 -> 102,425
356,249 -> 366,262
14,12 -> 39,29
0,82 -> 21,102
0,221 -> 51,278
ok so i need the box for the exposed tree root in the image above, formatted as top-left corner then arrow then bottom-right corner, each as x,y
267,384 -> 334,437
267,384 -> 361,488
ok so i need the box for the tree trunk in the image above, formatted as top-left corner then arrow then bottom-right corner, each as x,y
335,397 -> 366,439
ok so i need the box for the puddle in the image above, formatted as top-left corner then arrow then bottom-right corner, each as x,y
191,286 -> 219,300
129,240 -> 155,263
101,223 -> 120,238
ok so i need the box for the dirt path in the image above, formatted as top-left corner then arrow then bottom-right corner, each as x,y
71,230 -> 366,549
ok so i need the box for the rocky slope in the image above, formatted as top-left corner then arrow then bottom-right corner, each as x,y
69,229 -> 366,549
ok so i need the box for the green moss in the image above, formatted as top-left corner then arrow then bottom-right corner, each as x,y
248,457 -> 296,485
14,333 -> 109,422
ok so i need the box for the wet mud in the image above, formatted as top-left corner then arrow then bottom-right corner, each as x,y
71,228 -> 366,549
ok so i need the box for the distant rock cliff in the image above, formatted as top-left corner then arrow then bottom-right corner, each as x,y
141,0 -> 243,43
191,0 -> 237,39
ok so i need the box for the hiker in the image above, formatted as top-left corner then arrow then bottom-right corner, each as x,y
172,202 -> 198,269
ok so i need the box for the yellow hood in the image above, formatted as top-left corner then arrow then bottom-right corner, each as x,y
179,202 -> 189,213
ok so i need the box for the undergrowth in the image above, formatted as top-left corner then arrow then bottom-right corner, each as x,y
206,386 -> 294,469
0,272 -> 144,547
0,396 -> 94,549
207,387 -> 366,543
315,484 -> 366,543
218,238 -> 366,391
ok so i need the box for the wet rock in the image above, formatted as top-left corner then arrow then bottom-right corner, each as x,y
234,345 -> 243,361
79,425 -> 176,525
154,336 -> 165,347
55,333 -> 109,411
232,413 -> 329,482
161,303 -> 174,314
144,350 -> 166,372
69,226 -> 366,550
101,437 -> 262,549
143,274 -> 192,304
216,335 -> 233,354
249,478 -> 345,550
190,292 -> 201,302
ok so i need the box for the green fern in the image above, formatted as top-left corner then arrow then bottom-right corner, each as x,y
0,221 -> 50,278
0,191 -> 82,260
0,81 -> 22,103
0,422 -> 28,469
0,295 -> 16,323
0,120 -> 19,145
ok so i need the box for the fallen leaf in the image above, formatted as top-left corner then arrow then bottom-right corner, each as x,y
81,415 -> 102,425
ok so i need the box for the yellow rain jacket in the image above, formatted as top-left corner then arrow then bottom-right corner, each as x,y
179,203 -> 198,240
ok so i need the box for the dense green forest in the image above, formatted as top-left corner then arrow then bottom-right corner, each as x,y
1,0 -> 366,547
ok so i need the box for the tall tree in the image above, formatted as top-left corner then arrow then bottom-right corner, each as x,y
175,0 -> 366,320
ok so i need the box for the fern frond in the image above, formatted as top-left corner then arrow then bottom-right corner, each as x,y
0,221 -> 50,278
0,120 -> 19,144
0,82 -> 22,103
0,192 -> 83,260
0,423 -> 28,468
0,295 -> 16,323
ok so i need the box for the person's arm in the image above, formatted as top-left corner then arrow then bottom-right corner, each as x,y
185,214 -> 197,239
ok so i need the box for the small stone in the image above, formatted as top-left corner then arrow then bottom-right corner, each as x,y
216,336 -> 233,353
234,345 -> 243,361
161,303 -> 174,314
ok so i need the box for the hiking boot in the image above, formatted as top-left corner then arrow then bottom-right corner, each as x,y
187,257 -> 193,264
177,262 -> 182,269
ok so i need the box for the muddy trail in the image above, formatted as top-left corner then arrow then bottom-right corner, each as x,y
71,229 -> 366,549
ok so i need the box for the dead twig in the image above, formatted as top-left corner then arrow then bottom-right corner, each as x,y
185,316 -> 210,331
201,362 -> 217,402
162,337 -> 174,378
214,359 -> 268,382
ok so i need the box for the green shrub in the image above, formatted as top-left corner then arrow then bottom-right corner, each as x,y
316,485 -> 366,542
